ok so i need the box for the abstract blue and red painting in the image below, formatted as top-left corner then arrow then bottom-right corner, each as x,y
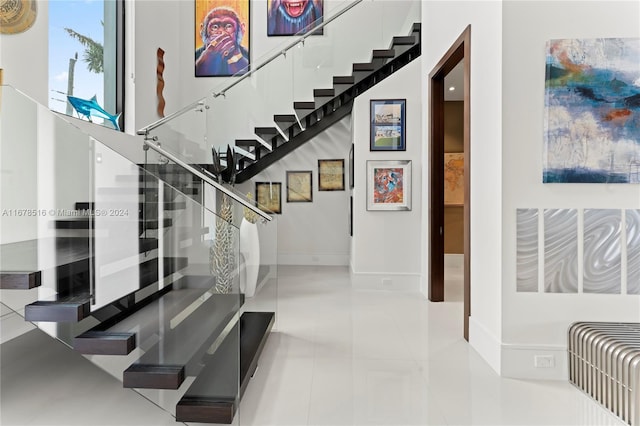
544,38 -> 640,183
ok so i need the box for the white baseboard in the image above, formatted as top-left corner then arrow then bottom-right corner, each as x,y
468,316 -> 501,375
501,343 -> 567,380
278,253 -> 349,266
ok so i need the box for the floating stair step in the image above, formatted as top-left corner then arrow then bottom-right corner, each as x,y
73,331 -> 136,355
175,311 -> 275,424
333,76 -> 356,95
314,88 -> 335,98
351,63 -> 377,82
234,139 -> 257,151
24,294 -> 91,322
122,292 -> 239,390
254,127 -> 280,149
353,62 -> 375,72
123,364 -> 185,390
293,101 -> 316,112
115,174 -> 161,182
314,89 -> 336,108
372,49 -> 395,58
392,35 -> 417,45
0,237 -> 158,294
54,217 -> 174,232
91,275 -> 215,348
293,101 -> 317,120
273,114 -> 297,124
0,271 -> 41,289
75,201 -> 186,211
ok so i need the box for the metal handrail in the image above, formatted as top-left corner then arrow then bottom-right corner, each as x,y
144,140 -> 273,222
136,0 -> 363,136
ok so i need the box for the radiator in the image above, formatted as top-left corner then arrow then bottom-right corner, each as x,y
568,322 -> 640,425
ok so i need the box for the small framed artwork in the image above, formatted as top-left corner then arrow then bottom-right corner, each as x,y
286,171 -> 312,202
255,181 -> 282,214
318,159 -> 345,191
348,144 -> 354,189
444,153 -> 464,206
370,99 -> 406,151
366,160 -> 412,211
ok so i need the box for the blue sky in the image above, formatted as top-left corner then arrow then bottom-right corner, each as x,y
49,0 -> 105,115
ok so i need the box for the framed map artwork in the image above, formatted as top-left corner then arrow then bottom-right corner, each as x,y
444,153 -> 464,206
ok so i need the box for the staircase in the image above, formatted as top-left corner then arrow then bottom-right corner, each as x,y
222,24 -> 421,183
0,157 -> 275,423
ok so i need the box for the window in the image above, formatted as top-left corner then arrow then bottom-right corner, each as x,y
49,0 -> 124,130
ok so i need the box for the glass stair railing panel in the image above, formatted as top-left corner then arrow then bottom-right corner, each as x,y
139,98 -> 210,169
0,85 -> 257,424
1,85 -> 94,343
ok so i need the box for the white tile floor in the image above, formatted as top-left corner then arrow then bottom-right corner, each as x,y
0,259 -> 626,426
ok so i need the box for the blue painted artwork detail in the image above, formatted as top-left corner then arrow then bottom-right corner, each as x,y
67,95 -> 121,131
544,38 -> 640,183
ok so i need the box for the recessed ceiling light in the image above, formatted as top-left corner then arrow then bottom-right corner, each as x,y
448,86 -> 456,91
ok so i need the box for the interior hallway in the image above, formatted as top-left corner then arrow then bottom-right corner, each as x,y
1,257 -> 625,425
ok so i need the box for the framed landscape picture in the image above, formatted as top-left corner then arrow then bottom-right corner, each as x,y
370,99 -> 406,151
286,171 -> 312,202
366,160 -> 412,211
255,181 -> 281,214
318,159 -> 345,191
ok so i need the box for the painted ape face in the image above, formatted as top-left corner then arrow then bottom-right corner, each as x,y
282,0 -> 309,18
205,16 -> 238,40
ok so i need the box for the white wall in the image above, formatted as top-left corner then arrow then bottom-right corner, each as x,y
501,0 -> 640,380
351,59 -> 423,292
421,1 -> 504,373
240,116 -> 352,266
0,0 -> 48,105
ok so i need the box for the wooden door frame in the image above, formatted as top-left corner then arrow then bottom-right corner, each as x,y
428,26 -> 471,340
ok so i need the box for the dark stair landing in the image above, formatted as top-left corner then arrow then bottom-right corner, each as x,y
176,311 -> 275,424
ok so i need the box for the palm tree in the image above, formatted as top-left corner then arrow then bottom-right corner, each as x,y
64,27 -> 103,73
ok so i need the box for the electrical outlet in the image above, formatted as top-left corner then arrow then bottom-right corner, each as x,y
534,355 -> 555,368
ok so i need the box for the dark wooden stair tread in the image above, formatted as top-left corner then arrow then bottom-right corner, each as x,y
0,237 -> 158,290
372,49 -> 395,58
273,114 -> 297,122
176,312 -> 275,424
293,101 -> 316,110
25,294 -> 91,322
75,201 -> 187,211
122,291 -> 239,389
0,271 -> 41,289
314,88 -> 335,97
73,331 -> 136,355
254,127 -> 279,135
333,76 -> 355,85
393,35 -> 417,45
353,62 -> 375,72
54,217 -> 174,229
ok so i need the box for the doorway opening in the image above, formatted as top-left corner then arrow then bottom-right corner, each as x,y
428,26 -> 471,340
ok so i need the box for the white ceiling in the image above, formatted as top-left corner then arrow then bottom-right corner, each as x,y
444,61 -> 464,101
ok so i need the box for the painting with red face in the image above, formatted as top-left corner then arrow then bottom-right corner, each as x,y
267,0 -> 323,36
195,0 -> 250,77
